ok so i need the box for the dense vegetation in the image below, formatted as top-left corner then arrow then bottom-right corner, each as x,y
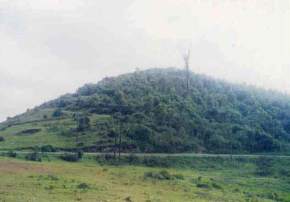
2,68 -> 290,153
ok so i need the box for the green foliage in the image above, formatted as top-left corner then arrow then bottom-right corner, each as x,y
74,113 -> 90,132
25,152 -> 42,162
17,128 -> 41,135
255,156 -> 274,176
5,151 -> 17,158
144,170 -> 183,180
196,183 -> 210,189
40,145 -> 57,152
77,183 -> 90,190
3,68 -> 290,153
211,182 -> 223,190
142,156 -> 171,167
52,109 -> 63,118
60,153 -> 82,162
76,149 -> 84,159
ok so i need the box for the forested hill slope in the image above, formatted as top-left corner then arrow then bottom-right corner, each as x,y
2,68 -> 290,153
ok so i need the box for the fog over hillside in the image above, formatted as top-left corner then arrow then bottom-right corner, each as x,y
0,0 -> 289,121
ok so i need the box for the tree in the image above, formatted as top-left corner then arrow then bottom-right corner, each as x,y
76,114 -> 90,132
73,113 -> 90,147
107,130 -> 118,159
52,109 -> 63,118
183,49 -> 191,91
113,112 -> 124,160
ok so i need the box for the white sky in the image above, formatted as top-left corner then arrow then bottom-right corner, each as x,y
0,0 -> 289,121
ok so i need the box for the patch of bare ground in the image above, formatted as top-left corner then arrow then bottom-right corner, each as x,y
0,160 -> 51,174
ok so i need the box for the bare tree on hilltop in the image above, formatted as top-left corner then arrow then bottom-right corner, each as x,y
183,49 -> 191,91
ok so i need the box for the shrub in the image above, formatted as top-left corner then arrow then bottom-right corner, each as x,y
77,150 -> 84,159
196,183 -> 210,189
0,136 -> 5,142
17,129 -> 41,135
77,183 -> 90,189
144,171 -> 156,179
158,170 -> 171,180
77,142 -> 84,147
197,176 -> 202,181
47,175 -> 59,181
104,154 -> 115,161
125,196 -> 133,202
25,152 -> 42,162
266,192 -> 280,201
212,182 -> 223,190
40,145 -> 56,152
45,185 -> 54,190
142,157 -> 170,167
144,170 -> 183,180
172,174 -> 184,180
233,188 -> 240,192
255,157 -> 274,176
76,115 -> 90,131
60,153 -> 81,162
127,154 -> 139,164
6,151 -> 17,158
52,109 -> 63,117
279,168 -> 290,177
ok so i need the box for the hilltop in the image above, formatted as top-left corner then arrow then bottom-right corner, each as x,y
1,68 -> 290,153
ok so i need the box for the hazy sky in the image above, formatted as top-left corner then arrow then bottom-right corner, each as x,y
0,0 -> 289,121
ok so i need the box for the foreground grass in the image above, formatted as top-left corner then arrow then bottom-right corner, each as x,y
0,156 -> 290,202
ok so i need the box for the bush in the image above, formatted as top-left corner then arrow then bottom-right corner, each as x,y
172,174 -> 184,180
47,175 -> 59,181
279,168 -> 290,177
76,115 -> 90,131
144,170 -> 183,180
196,183 -> 210,189
0,136 -> 5,142
212,182 -> 223,190
17,129 -> 41,135
60,153 -> 82,162
77,150 -> 84,159
6,151 -> 17,158
77,183 -> 90,189
143,157 -> 170,167
40,145 -> 56,152
95,154 -> 120,166
77,142 -> 84,147
52,109 -> 63,117
127,154 -> 139,164
255,157 -> 274,176
125,196 -> 133,202
25,152 -> 42,162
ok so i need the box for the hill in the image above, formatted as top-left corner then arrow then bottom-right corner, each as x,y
1,68 -> 290,153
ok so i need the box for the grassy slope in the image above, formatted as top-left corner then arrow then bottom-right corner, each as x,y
0,156 -> 289,202
0,111 -> 111,150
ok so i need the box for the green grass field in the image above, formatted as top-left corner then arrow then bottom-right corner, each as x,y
1,109 -> 290,201
0,155 -> 290,202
